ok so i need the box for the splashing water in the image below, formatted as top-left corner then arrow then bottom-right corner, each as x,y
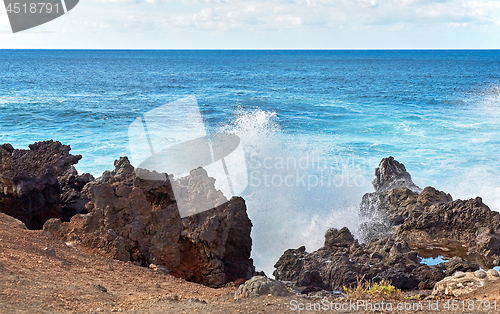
2,50 -> 500,277
220,109 -> 370,276
218,98 -> 500,276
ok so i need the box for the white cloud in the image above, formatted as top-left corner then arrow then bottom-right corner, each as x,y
2,0 -> 499,47
158,0 -> 500,31
448,22 -> 469,27
388,23 -> 405,30
76,0 -> 500,33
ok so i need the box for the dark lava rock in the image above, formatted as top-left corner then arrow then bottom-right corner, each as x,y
254,270 -> 267,277
418,281 -> 430,290
273,246 -> 307,282
0,141 -> 91,229
43,157 -> 254,288
396,197 -> 500,266
273,227 -> 422,290
58,166 -> 94,218
359,157 -> 452,242
274,156 -> 500,292
360,157 -> 500,267
372,156 -> 422,193
444,257 -> 479,276
300,285 -> 324,294
412,265 -> 445,289
372,269 -> 421,291
298,269 -> 328,290
322,253 -> 368,289
325,227 -> 355,248
359,186 -> 452,242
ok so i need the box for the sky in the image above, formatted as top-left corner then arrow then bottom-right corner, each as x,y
0,0 -> 499,49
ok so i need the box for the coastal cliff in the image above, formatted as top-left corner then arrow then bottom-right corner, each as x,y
2,140 -> 500,299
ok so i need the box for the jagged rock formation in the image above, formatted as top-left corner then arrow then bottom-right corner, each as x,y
396,197 -> 500,266
443,257 -> 479,276
58,166 -> 94,218
0,141 -> 92,229
360,157 -> 500,267
412,265 -> 445,290
274,156 -> 500,292
359,186 -> 453,242
273,227 -> 426,291
372,156 -> 422,193
359,157 -> 452,242
43,157 -> 255,288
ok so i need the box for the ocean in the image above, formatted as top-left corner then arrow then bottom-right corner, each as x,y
1,49 -> 500,275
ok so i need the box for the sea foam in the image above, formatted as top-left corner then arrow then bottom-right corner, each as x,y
220,108 -> 370,277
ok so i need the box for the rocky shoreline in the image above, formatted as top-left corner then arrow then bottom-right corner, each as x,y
273,156 -> 500,298
2,140 -> 500,307
1,141 -> 254,288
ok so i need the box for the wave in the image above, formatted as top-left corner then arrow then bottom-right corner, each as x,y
220,108 -> 370,277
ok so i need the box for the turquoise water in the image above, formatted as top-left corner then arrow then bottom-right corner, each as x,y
2,50 -> 500,275
421,256 -> 446,266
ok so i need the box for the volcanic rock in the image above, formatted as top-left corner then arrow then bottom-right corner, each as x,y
273,227 -> 422,291
0,141 -> 91,229
324,227 -> 355,247
412,265 -> 445,289
372,156 -> 422,193
372,268 -> 421,290
274,156 -> 500,292
359,157 -> 500,267
444,257 -> 479,276
43,157 -> 254,287
273,246 -> 307,282
358,186 -> 452,242
395,198 -> 500,266
58,166 -> 94,218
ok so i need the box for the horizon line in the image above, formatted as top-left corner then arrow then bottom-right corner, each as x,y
1,48 -> 500,51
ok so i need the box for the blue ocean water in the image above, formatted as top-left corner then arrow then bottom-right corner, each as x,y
1,50 -> 500,274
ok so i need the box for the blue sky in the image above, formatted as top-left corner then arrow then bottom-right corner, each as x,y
1,0 -> 499,48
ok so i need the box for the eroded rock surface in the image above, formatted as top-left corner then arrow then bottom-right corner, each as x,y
43,157 -> 254,287
0,141 -> 92,229
431,269 -> 500,298
359,186 -> 452,242
273,227 -> 426,291
372,156 -> 422,193
234,276 -> 291,299
360,157 -> 500,267
396,198 -> 500,266
275,156 -> 500,292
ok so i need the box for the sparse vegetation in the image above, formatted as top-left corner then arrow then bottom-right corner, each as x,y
343,278 -> 402,300
405,294 -> 422,301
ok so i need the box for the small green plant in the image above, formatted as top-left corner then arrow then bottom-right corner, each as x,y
343,277 -> 402,300
405,294 -> 421,301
